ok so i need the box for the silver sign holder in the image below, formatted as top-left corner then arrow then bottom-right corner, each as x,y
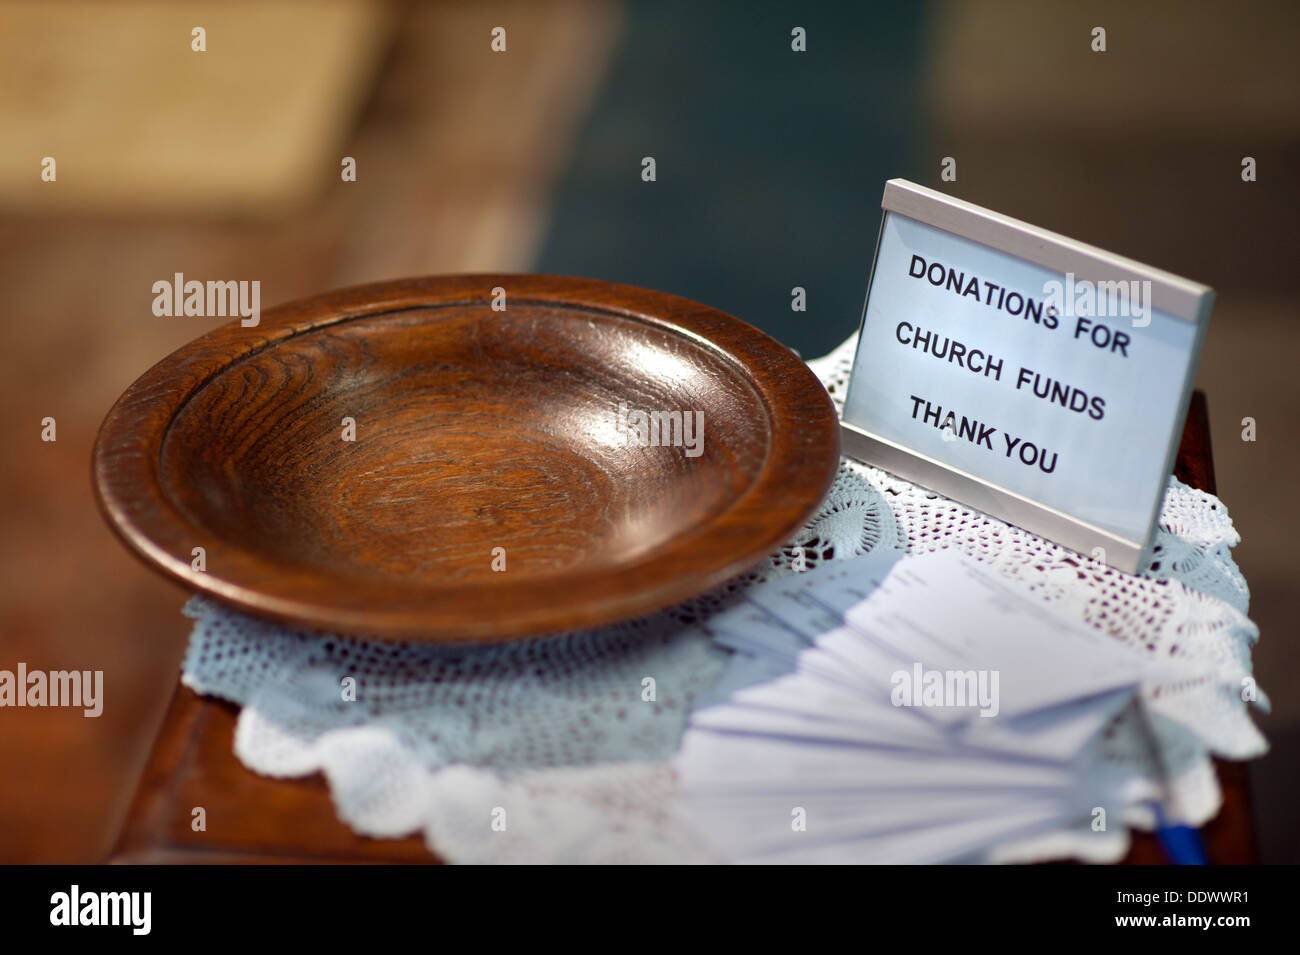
840,180 -> 1213,574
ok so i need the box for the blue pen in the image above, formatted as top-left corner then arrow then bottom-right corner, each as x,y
1132,698 -> 1208,865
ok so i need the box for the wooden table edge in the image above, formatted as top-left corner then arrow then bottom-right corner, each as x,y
109,685 -> 437,864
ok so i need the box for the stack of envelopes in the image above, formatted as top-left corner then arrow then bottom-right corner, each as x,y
674,549 -> 1194,863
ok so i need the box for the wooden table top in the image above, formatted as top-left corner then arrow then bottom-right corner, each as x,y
108,390 -> 1259,864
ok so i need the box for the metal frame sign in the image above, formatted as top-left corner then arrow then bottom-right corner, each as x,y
841,179 -> 1213,573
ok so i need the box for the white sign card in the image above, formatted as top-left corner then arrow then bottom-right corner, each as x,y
841,180 -> 1213,573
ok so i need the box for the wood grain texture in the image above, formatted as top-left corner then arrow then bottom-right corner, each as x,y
93,274 -> 841,642
109,389 -> 1259,865
111,685 -> 434,864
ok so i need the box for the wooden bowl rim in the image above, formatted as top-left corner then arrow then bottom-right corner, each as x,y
93,274 -> 841,642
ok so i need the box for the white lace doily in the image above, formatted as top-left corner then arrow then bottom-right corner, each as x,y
181,333 -> 1266,864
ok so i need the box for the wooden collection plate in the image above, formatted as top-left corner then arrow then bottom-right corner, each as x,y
93,275 -> 840,643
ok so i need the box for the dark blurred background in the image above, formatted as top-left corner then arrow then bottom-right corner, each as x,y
1,0 -> 1296,862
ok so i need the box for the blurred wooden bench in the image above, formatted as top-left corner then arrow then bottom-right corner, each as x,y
109,390 -> 1258,864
